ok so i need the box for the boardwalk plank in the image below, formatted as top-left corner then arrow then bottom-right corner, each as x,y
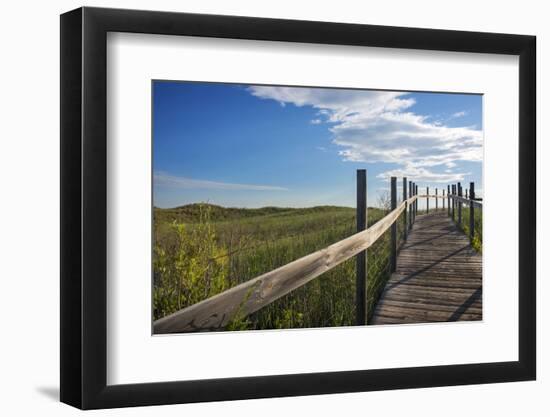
380,285 -> 481,302
374,306 -> 481,322
381,293 -> 482,309
388,279 -> 481,291
371,211 -> 482,325
377,299 -> 482,314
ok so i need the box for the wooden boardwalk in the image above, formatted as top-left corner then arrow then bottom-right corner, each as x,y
371,211 -> 482,325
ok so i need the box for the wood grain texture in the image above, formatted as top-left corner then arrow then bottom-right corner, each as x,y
371,211 -> 482,325
154,199 -> 408,333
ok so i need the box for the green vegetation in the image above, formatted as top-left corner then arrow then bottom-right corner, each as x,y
153,203 -> 396,330
457,206 -> 483,252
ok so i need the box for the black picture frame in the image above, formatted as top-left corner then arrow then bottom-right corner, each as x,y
60,6 -> 536,409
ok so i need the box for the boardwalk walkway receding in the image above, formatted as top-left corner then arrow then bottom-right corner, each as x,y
371,211 -> 482,325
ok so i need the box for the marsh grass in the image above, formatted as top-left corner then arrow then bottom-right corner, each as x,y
457,205 -> 483,252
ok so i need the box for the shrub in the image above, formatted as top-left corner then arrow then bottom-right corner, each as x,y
153,205 -> 228,320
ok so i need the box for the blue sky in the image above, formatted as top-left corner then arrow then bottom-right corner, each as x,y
153,81 -> 482,209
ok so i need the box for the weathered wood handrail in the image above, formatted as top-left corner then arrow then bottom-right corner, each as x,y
419,194 -> 482,207
449,194 -> 483,207
154,195 -> 416,334
419,194 -> 481,200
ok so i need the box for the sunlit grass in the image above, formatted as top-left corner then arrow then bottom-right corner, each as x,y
153,204 -> 395,329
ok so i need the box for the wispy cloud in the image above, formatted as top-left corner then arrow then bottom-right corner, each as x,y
154,172 -> 288,191
248,86 -> 482,183
310,118 -> 322,125
450,110 -> 467,118
377,164 -> 469,183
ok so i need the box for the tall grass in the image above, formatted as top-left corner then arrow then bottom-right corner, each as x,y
153,203 -> 395,330
153,206 -> 229,320
456,205 -> 483,252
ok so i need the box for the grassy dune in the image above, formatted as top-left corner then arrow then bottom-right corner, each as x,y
153,203 -> 395,330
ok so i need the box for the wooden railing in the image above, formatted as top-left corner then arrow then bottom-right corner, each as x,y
153,176 -> 482,333
417,181 -> 482,242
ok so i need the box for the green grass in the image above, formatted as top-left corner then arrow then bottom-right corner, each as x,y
153,203 -> 396,330
456,205 -> 483,252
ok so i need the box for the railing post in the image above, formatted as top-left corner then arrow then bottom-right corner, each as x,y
436,188 -> 438,210
403,177 -> 408,241
452,184 -> 456,221
413,182 -> 418,223
469,182 -> 475,241
355,169 -> 367,325
415,184 -> 418,217
408,180 -> 413,230
426,186 -> 429,213
457,182 -> 462,227
443,189 -> 445,210
447,185 -> 451,216
390,177 -> 397,273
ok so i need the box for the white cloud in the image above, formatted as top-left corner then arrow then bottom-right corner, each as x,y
248,86 -> 482,182
154,172 -> 288,191
310,118 -> 322,125
377,164 -> 469,183
451,110 -> 467,118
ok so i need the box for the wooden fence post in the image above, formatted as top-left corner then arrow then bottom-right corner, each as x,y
356,169 -> 367,325
415,184 -> 418,217
443,189 -> 445,210
403,177 -> 408,241
452,184 -> 456,221
447,185 -> 451,216
436,188 -> 438,210
409,180 -> 413,230
413,182 -> 418,223
390,177 -> 397,273
426,186 -> 429,213
469,182 -> 475,241
457,182 -> 462,227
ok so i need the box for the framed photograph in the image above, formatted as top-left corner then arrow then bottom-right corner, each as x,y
60,7 -> 536,409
